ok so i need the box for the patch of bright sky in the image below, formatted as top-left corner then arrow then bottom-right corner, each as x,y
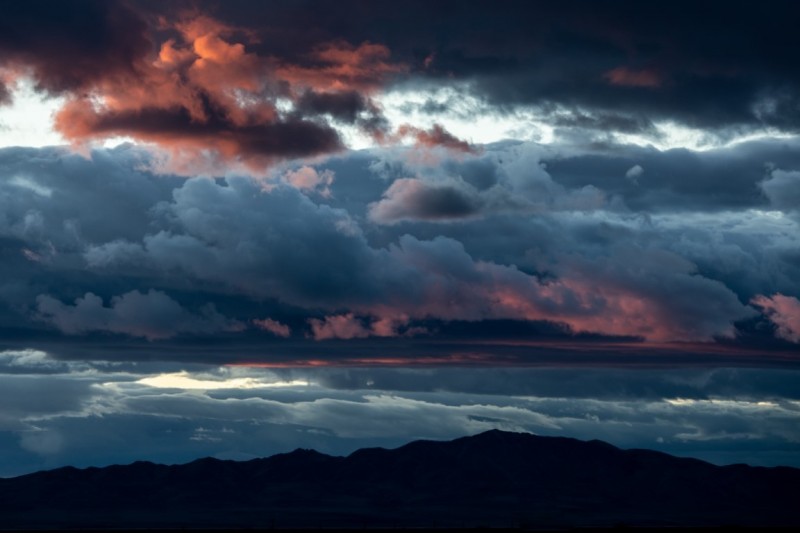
375,84 -> 553,147
374,83 -> 798,152
0,79 -> 64,148
137,370 -> 311,390
615,122 -> 797,152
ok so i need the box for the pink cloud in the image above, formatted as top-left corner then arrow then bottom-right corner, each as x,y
308,313 -> 416,340
308,313 -> 371,340
253,318 -> 291,338
752,293 -> 800,343
282,166 -> 335,197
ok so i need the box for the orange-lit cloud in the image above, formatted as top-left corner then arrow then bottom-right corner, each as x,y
42,15 -> 407,176
274,41 -> 407,94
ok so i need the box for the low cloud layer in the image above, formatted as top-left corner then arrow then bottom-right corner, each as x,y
1,353 -> 799,477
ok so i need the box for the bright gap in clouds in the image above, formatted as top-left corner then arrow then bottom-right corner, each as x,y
0,79 -> 64,148
376,85 -> 553,146
137,371 -> 311,390
1,76 -> 796,154
376,85 -> 799,152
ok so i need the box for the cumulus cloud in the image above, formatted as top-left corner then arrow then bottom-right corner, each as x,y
280,166 -> 335,197
0,140 -> 794,348
67,157 -> 754,342
752,294 -> 800,343
36,290 -> 243,340
367,145 -> 609,224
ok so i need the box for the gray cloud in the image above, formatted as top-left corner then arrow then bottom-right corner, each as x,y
0,140 -> 791,347
368,178 -> 483,223
36,290 -> 243,340
760,169 -> 800,211
2,363 -> 799,477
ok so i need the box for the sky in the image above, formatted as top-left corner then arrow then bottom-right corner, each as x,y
0,0 -> 799,477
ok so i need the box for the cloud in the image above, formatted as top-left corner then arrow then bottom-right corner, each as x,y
55,100 -> 344,177
367,145 -> 609,224
7,0 -> 800,151
2,364 -> 800,476
308,313 -> 371,340
0,0 -> 149,94
54,147 -> 754,343
0,8 -> 412,175
625,164 -> 644,182
253,318 -> 291,338
280,166 -> 335,197
308,313 -> 414,340
0,141 -> 792,350
274,40 -> 407,93
394,124 -> 478,153
752,294 -> 800,343
36,290 -> 243,340
759,169 -> 800,211
295,90 -> 377,124
368,178 -> 482,224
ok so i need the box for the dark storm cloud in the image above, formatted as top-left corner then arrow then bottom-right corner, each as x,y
203,0 -> 800,131
6,0 -> 800,154
0,1 -> 406,171
0,0 -> 149,94
61,103 -> 344,163
295,90 -> 371,124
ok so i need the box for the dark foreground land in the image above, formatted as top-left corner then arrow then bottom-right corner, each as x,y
1,430 -> 798,529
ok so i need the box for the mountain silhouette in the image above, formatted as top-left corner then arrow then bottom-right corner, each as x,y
1,429 -> 798,529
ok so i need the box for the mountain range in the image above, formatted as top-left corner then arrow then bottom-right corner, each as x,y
1,429 -> 798,529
